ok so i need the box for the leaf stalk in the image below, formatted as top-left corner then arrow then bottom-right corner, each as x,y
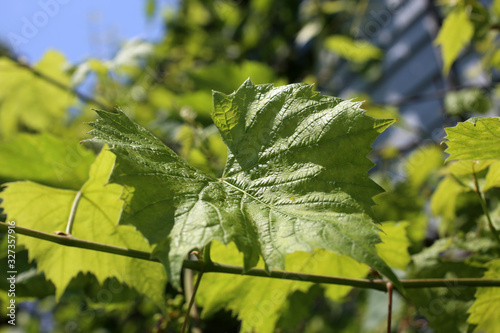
472,167 -> 500,245
65,191 -> 82,235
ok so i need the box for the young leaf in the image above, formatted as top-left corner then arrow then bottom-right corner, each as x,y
88,79 -> 398,288
444,117 -> 500,161
0,148 -> 167,309
468,259 -> 500,332
435,7 -> 474,74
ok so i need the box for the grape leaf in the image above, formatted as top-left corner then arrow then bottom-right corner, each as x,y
0,133 -> 95,189
408,238 -> 488,332
0,148 -> 167,309
435,7 -> 474,74
431,176 -> 470,222
197,218 -> 410,332
0,51 -> 76,139
197,241 -> 370,333
324,35 -> 382,63
484,161 -> 500,191
376,222 -> 411,270
444,160 -> 494,176
87,79 -> 399,288
198,220 -> 410,333
405,145 -> 444,190
468,259 -> 500,332
444,117 -> 500,161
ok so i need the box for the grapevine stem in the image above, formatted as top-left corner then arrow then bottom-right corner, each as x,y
472,167 -> 500,245
2,221 -> 500,291
65,191 -> 82,235
386,282 -> 393,333
181,272 -> 204,333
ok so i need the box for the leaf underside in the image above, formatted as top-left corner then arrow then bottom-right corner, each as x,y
88,79 -> 398,288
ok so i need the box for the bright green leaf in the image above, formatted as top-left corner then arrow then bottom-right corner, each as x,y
435,7 -> 474,74
468,259 -> 500,332
493,0 -> 500,17
0,148 -> 167,309
0,51 -> 76,139
376,222 -> 411,270
444,117 -> 500,161
405,145 -> 444,189
484,161 -> 500,191
443,160 -> 494,176
87,80 -> 399,289
324,35 -> 382,63
431,175 -> 470,222
0,133 -> 95,189
197,241 -> 370,333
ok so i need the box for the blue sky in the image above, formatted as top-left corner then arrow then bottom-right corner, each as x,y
0,0 -> 176,64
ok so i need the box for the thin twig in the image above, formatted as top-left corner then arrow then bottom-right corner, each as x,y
472,166 -> 500,245
181,272 -> 204,333
387,282 -> 393,333
5,56 -> 112,110
2,222 -> 500,290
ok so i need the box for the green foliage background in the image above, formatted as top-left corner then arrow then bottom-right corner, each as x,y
1,0 -> 500,332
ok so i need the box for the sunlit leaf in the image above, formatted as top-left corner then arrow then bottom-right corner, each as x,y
444,117 -> 500,161
405,145 -> 444,189
468,259 -> 500,332
435,7 -> 474,74
0,51 -> 76,139
87,79 -> 399,288
197,241 -> 370,333
0,133 -> 95,189
376,222 -> 411,270
484,161 -> 500,191
0,148 -> 167,309
431,176 -> 470,222
325,35 -> 382,63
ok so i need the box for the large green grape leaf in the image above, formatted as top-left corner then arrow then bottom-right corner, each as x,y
88,79 -> 398,288
468,259 -> 500,332
444,117 -> 500,161
197,241 -> 370,333
0,51 -> 76,139
435,7 -> 474,74
0,133 -> 95,189
0,148 -> 167,309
